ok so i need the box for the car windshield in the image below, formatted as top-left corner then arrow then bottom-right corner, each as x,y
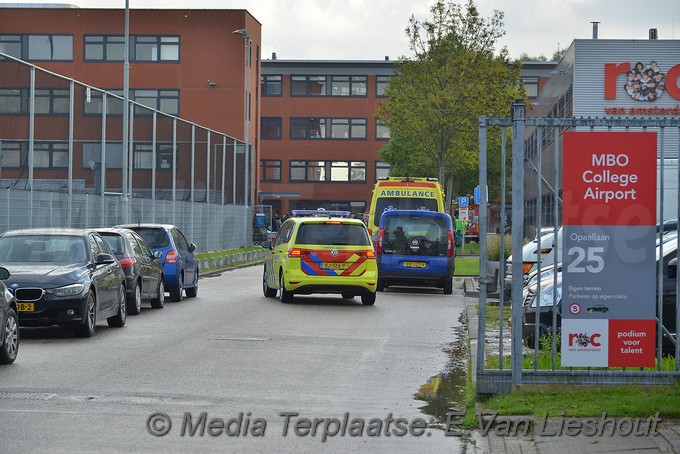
374,198 -> 439,228
0,235 -> 87,263
295,223 -> 370,246
381,215 -> 449,256
131,228 -> 170,248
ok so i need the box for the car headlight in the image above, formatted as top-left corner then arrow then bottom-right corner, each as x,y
46,283 -> 86,297
532,285 -> 561,307
4,288 -> 13,302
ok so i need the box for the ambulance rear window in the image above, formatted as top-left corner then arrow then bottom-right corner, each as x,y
374,198 -> 438,227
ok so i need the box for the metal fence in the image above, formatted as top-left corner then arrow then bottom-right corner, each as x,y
0,52 -> 253,251
476,100 -> 680,393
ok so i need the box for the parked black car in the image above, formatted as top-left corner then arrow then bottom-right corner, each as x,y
97,228 -> 165,314
0,228 -> 127,337
0,266 -> 19,364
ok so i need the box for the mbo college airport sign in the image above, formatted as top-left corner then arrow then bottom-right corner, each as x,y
561,131 -> 657,367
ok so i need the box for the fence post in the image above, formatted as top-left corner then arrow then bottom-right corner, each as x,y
511,99 -> 526,388
477,117 -> 488,377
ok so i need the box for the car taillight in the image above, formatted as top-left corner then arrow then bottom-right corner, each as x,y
447,230 -> 454,257
358,250 -> 376,259
165,250 -> 177,264
118,257 -> 135,269
376,228 -> 384,254
288,248 -> 302,258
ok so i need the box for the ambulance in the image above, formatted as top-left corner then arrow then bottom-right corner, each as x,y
367,177 -> 446,236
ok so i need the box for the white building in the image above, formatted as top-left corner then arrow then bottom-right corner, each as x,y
526,37 -> 679,225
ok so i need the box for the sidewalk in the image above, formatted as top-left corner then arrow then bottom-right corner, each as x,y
462,277 -> 680,453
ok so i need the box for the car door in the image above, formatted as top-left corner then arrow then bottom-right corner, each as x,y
171,228 -> 197,286
89,234 -> 114,312
271,221 -> 294,287
129,231 -> 159,298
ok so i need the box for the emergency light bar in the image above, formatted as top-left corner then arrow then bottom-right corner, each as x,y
291,209 -> 352,218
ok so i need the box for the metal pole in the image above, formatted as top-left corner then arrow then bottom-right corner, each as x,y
172,118 -> 177,222
191,125 -> 195,241
221,136 -> 226,205
152,111 -> 157,222
511,100 -> 526,387
68,81 -> 74,228
244,37 -> 251,246
232,141 -> 236,205
498,128 -> 507,368
101,93 -> 107,224
477,117 -> 488,377
122,0 -> 130,224
28,67 -> 35,228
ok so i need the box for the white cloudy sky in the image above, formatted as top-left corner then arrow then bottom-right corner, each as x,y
7,0 -> 680,60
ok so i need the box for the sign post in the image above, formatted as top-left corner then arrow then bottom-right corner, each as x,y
561,132 -> 657,367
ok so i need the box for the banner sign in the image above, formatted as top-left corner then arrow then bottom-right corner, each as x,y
561,132 -> 657,367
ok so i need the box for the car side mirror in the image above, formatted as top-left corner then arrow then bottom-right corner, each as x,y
0,266 -> 10,280
96,253 -> 116,265
669,257 -> 677,279
261,240 -> 272,250
188,243 -> 196,253
153,250 -> 163,259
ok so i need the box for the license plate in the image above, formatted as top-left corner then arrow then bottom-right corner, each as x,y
323,262 -> 350,270
17,302 -> 34,312
403,261 -> 427,268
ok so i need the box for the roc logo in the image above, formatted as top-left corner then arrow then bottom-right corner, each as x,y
622,60 -> 666,102
568,332 -> 602,348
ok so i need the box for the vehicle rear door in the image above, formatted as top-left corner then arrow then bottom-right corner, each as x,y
171,228 -> 197,286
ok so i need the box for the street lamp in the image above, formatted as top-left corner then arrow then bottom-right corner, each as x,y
233,28 -> 251,244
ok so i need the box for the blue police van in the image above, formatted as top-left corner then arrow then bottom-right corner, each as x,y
374,210 -> 455,294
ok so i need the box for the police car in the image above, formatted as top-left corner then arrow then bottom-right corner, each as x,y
261,209 -> 377,305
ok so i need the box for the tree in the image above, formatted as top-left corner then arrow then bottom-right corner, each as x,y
519,52 -> 547,62
551,47 -> 567,62
375,0 -> 524,211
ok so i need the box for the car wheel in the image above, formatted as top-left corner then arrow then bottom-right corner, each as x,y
263,268 -> 277,297
0,308 -> 19,364
443,278 -> 453,295
376,279 -> 385,292
361,292 -> 376,306
170,274 -> 183,302
151,279 -> 165,309
74,291 -> 96,338
107,285 -> 127,328
341,292 -> 354,299
185,271 -> 199,298
127,281 -> 142,315
279,271 -> 294,304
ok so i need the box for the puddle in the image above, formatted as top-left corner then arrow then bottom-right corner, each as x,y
414,324 -> 468,425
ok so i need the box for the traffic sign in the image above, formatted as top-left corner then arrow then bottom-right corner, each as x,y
458,196 -> 469,207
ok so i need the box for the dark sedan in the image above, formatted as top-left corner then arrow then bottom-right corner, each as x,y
98,228 -> 165,314
0,266 -> 18,364
0,229 -> 127,337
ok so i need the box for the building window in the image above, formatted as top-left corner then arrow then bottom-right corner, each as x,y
0,35 -> 22,59
0,34 -> 72,61
261,160 -> 281,181
291,75 -> 367,96
84,89 -> 178,116
133,89 -> 179,115
261,117 -> 282,139
261,75 -> 282,96
0,88 -> 69,115
0,141 -> 68,168
376,75 -> 391,97
290,160 -> 366,182
82,142 -> 177,170
375,161 -> 391,180
376,119 -> 390,140
83,35 -> 179,62
521,77 -> 539,98
291,117 -> 366,140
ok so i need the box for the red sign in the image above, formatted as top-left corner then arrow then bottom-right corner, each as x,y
562,132 -> 657,226
608,319 -> 656,367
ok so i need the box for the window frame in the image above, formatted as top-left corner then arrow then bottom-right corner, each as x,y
260,160 -> 282,182
261,75 -> 282,97
261,117 -> 282,140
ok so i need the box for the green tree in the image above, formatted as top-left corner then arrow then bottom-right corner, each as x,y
376,0 -> 524,211
519,52 -> 548,61
551,47 -> 567,62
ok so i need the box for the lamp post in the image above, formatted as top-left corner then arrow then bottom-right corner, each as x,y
233,28 -> 251,245
122,0 -> 130,223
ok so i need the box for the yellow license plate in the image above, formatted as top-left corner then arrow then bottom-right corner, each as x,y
323,262 -> 350,270
403,261 -> 427,268
17,302 -> 34,312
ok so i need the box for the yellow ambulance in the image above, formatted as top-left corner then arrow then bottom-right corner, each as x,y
367,177 -> 446,236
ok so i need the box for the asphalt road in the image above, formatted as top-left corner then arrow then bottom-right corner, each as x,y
0,266 -> 468,453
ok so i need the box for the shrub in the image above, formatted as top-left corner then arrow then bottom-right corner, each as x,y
486,234 -> 512,261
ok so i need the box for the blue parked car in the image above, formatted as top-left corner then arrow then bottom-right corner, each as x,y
116,224 -> 199,302
374,210 -> 455,294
